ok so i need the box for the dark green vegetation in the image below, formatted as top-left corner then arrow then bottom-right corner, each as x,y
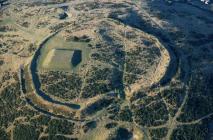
0,71 -> 78,140
132,93 -> 169,127
178,71 -> 213,122
46,119 -> 75,135
161,87 -> 185,117
0,128 -> 9,140
0,82 -> 23,129
150,128 -> 168,140
108,106 -> 133,122
81,66 -> 123,99
125,43 -> 161,85
13,124 -> 40,140
171,124 -> 208,140
40,71 -> 82,100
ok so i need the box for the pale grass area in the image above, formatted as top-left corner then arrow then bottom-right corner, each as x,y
42,49 -> 74,70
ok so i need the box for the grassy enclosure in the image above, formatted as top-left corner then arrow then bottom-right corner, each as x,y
38,34 -> 91,72
42,49 -> 74,70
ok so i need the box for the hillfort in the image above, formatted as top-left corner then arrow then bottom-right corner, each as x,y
0,0 -> 213,140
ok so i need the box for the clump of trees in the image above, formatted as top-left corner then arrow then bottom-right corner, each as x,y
177,72 -> 213,122
13,124 -> 39,140
132,94 -> 169,127
0,128 -> 9,140
171,124 -> 208,140
109,106 -> 133,122
46,119 -> 75,135
81,66 -> 123,99
149,128 -> 168,140
40,71 -> 82,100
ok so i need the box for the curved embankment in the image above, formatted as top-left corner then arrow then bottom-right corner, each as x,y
152,43 -> 178,88
29,31 -> 80,110
110,10 -> 179,88
126,29 -> 171,94
19,66 -> 87,122
110,18 -> 171,91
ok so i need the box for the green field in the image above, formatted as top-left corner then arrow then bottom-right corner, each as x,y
38,34 -> 91,72
0,17 -> 14,25
42,49 -> 75,70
